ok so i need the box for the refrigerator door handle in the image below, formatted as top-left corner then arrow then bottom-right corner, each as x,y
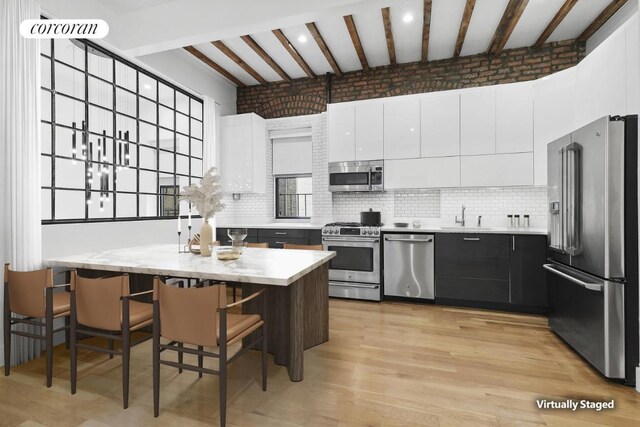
564,143 -> 582,256
560,147 -> 568,253
543,264 -> 603,292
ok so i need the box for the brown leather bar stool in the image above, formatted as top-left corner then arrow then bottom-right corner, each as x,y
152,277 -> 268,426
3,264 -> 71,387
69,271 -> 153,409
283,243 -> 324,250
247,242 -> 269,248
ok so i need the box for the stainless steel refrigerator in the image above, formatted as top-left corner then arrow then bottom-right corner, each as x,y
545,115 -> 638,385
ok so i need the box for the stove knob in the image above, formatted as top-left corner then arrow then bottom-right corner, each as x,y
374,229 -> 379,235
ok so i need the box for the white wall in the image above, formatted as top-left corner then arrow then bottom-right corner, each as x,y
138,49 -> 236,116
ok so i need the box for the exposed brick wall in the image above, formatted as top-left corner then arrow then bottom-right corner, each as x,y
237,39 -> 585,119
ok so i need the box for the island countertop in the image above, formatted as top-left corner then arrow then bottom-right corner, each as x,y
44,244 -> 336,286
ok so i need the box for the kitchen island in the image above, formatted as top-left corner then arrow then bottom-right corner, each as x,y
44,244 -> 335,382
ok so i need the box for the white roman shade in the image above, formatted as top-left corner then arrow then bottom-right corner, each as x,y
271,127 -> 312,175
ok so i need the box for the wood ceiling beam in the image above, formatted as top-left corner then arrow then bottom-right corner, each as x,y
306,22 -> 342,77
421,0 -> 433,61
272,29 -> 316,79
578,0 -> 628,42
533,0 -> 578,48
487,0 -> 529,56
211,40 -> 268,85
240,35 -> 291,82
381,7 -> 396,65
454,0 -> 476,58
344,14 -> 369,70
182,46 -> 245,87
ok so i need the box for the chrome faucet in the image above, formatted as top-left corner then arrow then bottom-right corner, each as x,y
455,204 -> 466,227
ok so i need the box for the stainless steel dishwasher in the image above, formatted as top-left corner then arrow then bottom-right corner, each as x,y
383,234 -> 435,300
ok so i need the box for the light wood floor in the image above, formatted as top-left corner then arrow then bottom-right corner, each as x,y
2,299 -> 640,426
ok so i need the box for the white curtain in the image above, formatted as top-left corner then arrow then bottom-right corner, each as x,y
203,95 -> 219,171
203,95 -> 220,231
0,0 -> 44,364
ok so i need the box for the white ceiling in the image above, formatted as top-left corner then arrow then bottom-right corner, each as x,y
41,0 -> 633,87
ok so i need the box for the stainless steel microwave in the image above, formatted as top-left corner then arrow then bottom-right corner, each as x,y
328,160 -> 383,192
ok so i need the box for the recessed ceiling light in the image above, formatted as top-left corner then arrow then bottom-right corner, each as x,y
143,83 -> 152,90
298,34 -> 308,43
402,13 -> 414,23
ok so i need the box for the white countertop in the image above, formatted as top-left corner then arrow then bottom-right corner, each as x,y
217,222 -> 322,230
44,244 -> 335,286
381,225 -> 547,235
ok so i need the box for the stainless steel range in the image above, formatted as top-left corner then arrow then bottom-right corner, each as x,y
322,222 -> 381,301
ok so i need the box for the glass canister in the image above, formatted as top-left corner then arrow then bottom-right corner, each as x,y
507,215 -> 513,227
514,215 -> 521,227
523,215 -> 530,227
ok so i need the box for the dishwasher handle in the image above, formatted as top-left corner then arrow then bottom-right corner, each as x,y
384,237 -> 433,243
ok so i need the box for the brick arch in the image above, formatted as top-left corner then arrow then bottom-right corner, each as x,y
258,95 -> 326,118
382,79 -> 462,98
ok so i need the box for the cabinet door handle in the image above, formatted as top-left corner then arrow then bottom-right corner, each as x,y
463,237 -> 480,241
275,232 -> 287,236
276,241 -> 286,244
512,236 -> 516,251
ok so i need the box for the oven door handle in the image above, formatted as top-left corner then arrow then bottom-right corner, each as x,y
323,237 -> 380,243
329,282 -> 380,289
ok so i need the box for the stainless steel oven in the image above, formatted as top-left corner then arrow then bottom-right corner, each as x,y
322,223 -> 381,301
328,160 -> 383,192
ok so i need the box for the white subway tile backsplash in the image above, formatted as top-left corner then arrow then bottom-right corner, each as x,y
220,113 -> 548,228
394,190 -> 440,218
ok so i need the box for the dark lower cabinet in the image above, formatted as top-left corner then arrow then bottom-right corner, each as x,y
309,230 -> 322,246
215,227 -> 321,248
436,277 -> 510,303
435,234 -> 510,304
435,233 -> 548,313
509,234 -> 548,308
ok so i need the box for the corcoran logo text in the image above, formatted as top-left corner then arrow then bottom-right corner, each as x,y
20,19 -> 109,39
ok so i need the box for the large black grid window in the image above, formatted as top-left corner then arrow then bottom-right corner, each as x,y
40,38 -> 204,223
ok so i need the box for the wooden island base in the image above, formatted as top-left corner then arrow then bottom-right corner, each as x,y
240,263 -> 329,382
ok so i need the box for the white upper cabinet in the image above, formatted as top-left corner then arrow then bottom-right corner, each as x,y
533,67 -> 576,186
460,153 -> 533,187
383,97 -> 421,159
220,113 -> 266,194
575,28 -> 626,128
328,103 -> 355,162
495,82 -> 533,154
386,157 -> 460,189
460,86 -> 496,155
421,92 -> 460,157
355,101 -> 384,160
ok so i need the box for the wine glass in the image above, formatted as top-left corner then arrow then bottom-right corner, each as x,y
227,228 -> 248,244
